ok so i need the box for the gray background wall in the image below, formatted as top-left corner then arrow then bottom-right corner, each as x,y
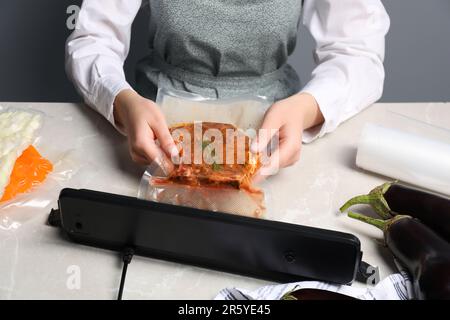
1,0 -> 449,103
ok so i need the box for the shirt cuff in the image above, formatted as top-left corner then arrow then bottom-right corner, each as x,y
90,75 -> 133,135
300,79 -> 342,144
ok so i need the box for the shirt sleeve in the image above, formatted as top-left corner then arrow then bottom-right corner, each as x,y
65,0 -> 142,130
300,0 -> 390,143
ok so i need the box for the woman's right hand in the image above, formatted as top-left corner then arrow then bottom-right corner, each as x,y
113,89 -> 178,170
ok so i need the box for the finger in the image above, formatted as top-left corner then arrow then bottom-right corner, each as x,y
272,124 -> 302,167
130,151 -> 151,166
258,137 -> 301,177
152,117 -> 179,161
147,144 -> 175,174
251,110 -> 282,154
132,131 -> 173,170
133,140 -> 162,163
133,148 -> 174,176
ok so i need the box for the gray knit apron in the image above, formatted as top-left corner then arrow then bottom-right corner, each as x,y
136,0 -> 303,103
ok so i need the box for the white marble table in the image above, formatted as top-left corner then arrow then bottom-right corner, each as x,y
0,102 -> 449,299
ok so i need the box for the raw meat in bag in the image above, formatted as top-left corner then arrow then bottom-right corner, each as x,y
138,88 -> 271,218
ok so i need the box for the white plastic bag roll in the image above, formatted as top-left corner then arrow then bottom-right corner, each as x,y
356,124 -> 450,196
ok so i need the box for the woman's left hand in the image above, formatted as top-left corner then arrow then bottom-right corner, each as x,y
251,92 -> 324,182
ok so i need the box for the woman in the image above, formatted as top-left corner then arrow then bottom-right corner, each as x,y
66,0 -> 389,178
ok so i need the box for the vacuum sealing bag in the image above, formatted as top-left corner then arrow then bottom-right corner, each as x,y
138,88 -> 272,218
0,106 -> 79,230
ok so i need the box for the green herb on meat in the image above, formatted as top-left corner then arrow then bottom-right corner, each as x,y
202,140 -> 211,150
212,162 -> 222,171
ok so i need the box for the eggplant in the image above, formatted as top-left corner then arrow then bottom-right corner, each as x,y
340,181 -> 450,242
348,212 -> 450,300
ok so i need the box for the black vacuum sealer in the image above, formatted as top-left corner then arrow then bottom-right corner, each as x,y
48,188 -> 363,286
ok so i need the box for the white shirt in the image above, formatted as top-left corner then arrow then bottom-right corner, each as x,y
65,0 -> 390,142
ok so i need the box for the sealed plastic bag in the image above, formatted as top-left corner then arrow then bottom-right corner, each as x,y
0,108 -> 44,200
1,145 -> 53,202
0,106 -> 79,230
139,165 -> 266,218
138,88 -> 272,218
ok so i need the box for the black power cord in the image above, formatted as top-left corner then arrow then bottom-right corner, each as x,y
117,247 -> 135,300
